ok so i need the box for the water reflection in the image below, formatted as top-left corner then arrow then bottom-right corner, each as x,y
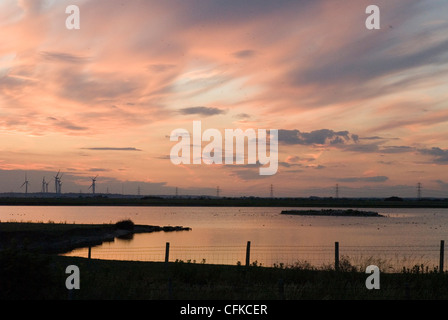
1,206 -> 447,270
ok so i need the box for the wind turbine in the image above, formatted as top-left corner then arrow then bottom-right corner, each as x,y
88,175 -> 98,195
54,170 -> 60,194
58,173 -> 63,194
21,173 -> 30,194
41,177 -> 47,193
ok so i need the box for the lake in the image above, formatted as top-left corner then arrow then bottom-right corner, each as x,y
1,206 -> 447,270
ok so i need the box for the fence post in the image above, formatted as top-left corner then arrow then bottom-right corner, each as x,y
165,242 -> 170,264
335,242 -> 339,271
88,246 -> 91,260
246,241 -> 251,267
440,240 -> 445,273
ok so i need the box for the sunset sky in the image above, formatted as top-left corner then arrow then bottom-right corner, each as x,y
1,0 -> 448,197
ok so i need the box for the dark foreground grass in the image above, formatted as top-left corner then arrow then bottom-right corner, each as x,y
1,249 -> 448,300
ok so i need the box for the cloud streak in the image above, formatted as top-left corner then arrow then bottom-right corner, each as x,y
81,147 -> 142,151
338,176 -> 389,183
1,0 -> 448,196
179,106 -> 226,117
278,129 -> 358,145
40,51 -> 91,64
419,147 -> 448,164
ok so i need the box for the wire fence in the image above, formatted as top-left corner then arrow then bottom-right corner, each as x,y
63,240 -> 447,273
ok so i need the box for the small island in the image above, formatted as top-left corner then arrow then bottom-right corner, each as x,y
281,209 -> 385,217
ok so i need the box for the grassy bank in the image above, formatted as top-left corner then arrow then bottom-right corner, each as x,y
1,252 -> 448,300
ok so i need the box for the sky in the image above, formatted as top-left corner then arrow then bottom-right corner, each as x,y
1,0 -> 448,198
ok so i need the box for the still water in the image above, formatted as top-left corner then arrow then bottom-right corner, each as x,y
1,206 -> 447,269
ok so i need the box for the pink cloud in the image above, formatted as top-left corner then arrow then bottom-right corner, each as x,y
1,0 -> 448,195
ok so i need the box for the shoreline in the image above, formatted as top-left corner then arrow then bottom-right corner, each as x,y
0,221 -> 191,254
0,196 -> 447,208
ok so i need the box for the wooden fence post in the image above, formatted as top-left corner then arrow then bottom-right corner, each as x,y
335,242 -> 339,271
246,241 -> 251,267
165,242 -> 170,264
440,240 -> 445,273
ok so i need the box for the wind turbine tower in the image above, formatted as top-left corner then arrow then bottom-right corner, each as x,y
58,177 -> 63,194
21,174 -> 30,194
57,173 -> 64,194
54,171 -> 61,194
42,177 -> 47,193
89,175 -> 98,195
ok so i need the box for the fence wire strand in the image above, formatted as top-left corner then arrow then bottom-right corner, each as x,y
62,242 -> 446,272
